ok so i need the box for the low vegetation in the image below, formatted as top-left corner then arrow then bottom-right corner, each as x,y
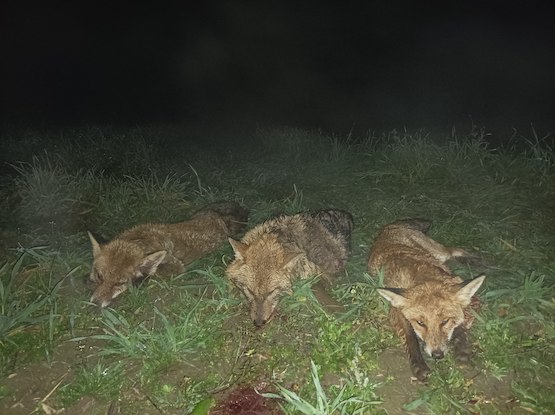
0,124 -> 553,414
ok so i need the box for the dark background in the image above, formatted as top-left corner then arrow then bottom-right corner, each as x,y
2,1 -> 554,136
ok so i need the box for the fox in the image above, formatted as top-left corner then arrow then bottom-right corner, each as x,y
88,201 -> 248,307
226,209 -> 354,327
368,218 -> 485,381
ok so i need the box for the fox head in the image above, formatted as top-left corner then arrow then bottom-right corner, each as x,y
226,235 -> 303,327
87,231 -> 167,307
378,275 -> 485,359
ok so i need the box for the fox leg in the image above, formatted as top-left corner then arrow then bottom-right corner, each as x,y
391,309 -> 430,381
409,234 -> 456,263
156,254 -> 185,276
452,325 -> 472,363
409,232 -> 475,264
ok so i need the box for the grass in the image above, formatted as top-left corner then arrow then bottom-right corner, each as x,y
0,247 -> 78,371
262,360 -> 381,414
58,361 -> 124,406
0,124 -> 553,414
0,254 -> 54,346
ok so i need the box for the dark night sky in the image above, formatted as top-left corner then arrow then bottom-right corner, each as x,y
2,1 -> 554,134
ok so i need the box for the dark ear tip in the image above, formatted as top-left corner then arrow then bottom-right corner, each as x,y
461,274 -> 486,287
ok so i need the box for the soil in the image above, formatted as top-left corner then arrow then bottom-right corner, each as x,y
376,348 -> 424,415
1,338 -> 522,415
376,348 -> 523,415
0,280 -> 525,415
0,340 -> 90,414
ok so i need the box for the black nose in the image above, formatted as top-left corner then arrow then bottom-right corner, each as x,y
254,318 -> 267,327
431,350 -> 444,359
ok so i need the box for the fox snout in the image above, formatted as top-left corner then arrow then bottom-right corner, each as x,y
90,283 -> 128,308
90,294 -> 111,308
254,316 -> 268,327
251,298 -> 276,327
421,335 -> 451,360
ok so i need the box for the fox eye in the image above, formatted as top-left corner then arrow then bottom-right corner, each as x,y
416,320 -> 426,328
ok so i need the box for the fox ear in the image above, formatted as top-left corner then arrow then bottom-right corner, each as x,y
88,231 -> 102,258
137,250 -> 167,277
228,238 -> 248,261
377,288 -> 407,308
456,274 -> 486,306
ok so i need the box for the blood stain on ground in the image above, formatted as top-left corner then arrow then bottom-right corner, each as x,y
211,385 -> 285,415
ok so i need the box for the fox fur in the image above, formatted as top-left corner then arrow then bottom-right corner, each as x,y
88,201 -> 248,307
368,218 -> 485,381
226,209 -> 353,326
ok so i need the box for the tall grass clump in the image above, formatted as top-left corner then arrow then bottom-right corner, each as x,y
263,360 -> 381,414
12,155 -> 82,234
0,247 -> 71,373
72,307 -> 201,361
508,128 -> 554,186
255,127 -> 321,162
53,126 -> 161,176
0,254 -> 52,346
58,361 -> 124,406
254,127 -> 355,164
363,128 -> 498,187
90,173 -> 193,230
73,290 -> 227,369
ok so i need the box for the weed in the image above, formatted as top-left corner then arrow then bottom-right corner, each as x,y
262,360 -> 381,414
58,361 -> 124,406
0,249 -> 64,346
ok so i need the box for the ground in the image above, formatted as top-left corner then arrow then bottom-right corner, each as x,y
0,125 -> 553,414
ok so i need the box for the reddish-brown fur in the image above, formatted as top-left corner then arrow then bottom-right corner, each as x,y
88,201 -> 248,307
368,219 -> 485,380
226,209 -> 353,326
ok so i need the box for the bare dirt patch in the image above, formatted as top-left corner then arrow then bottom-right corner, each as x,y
375,347 -> 524,414
0,340 -> 84,414
376,348 -> 424,415
467,367 -> 524,413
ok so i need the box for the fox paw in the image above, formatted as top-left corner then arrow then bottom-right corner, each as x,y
455,349 -> 472,364
411,363 -> 431,381
454,341 -> 472,364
